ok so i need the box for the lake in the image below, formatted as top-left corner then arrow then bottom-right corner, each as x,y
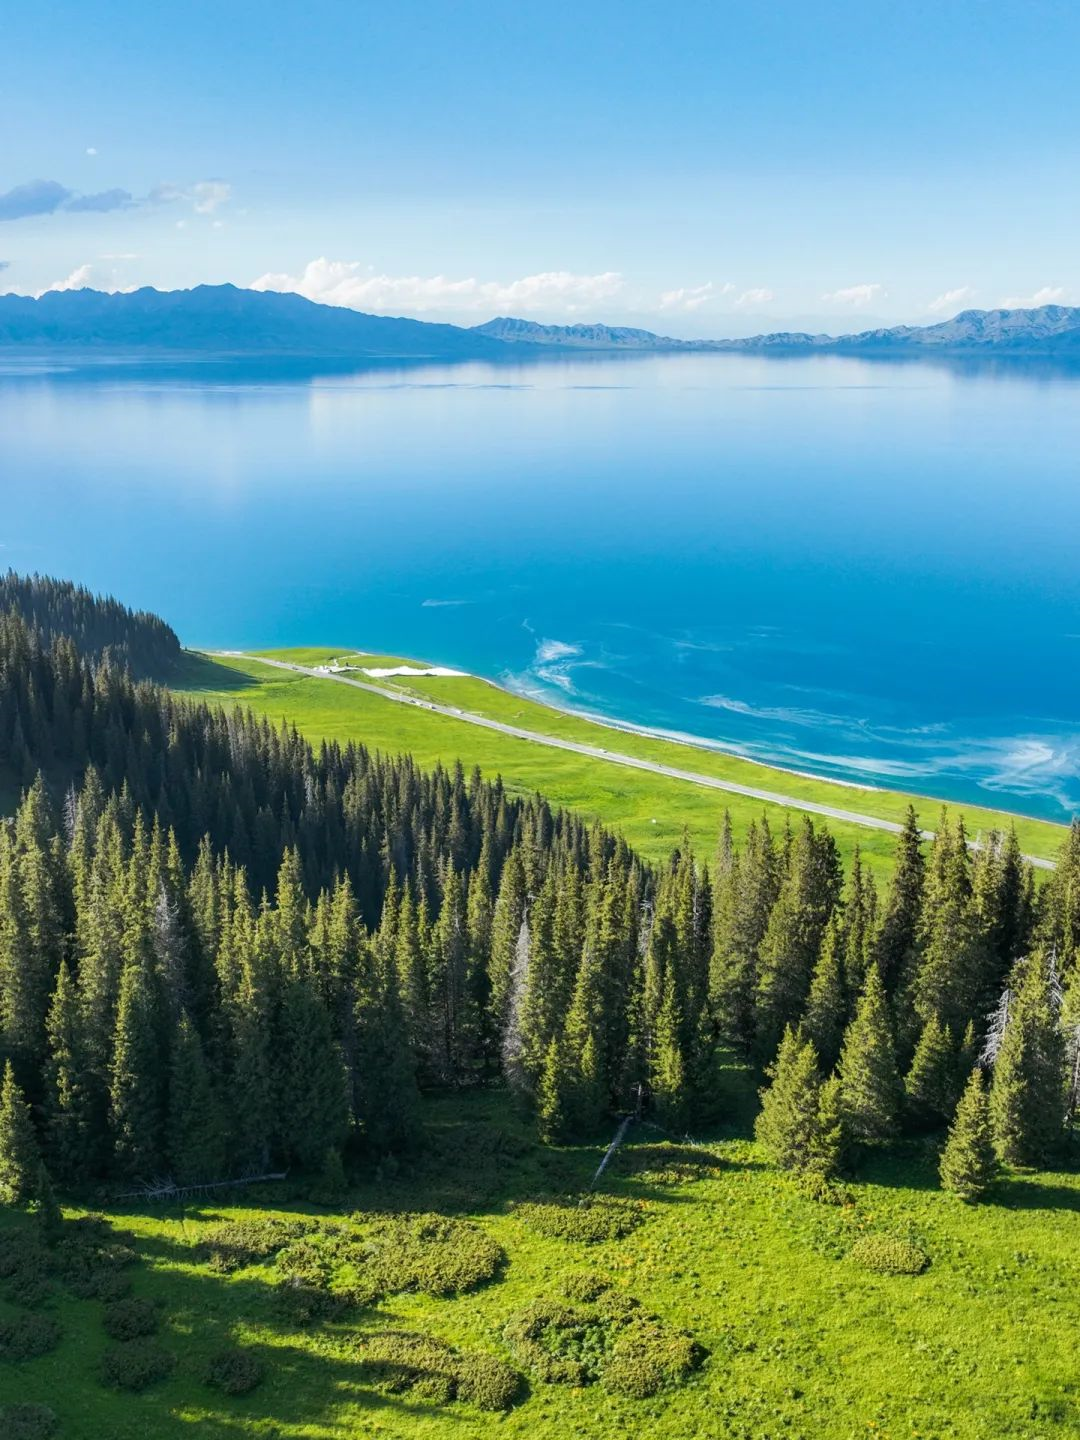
2,349 -> 1079,822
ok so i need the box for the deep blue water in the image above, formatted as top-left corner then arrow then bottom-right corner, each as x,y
2,350 -> 1079,822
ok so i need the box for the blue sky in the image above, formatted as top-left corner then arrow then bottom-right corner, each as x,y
2,0 -> 1078,334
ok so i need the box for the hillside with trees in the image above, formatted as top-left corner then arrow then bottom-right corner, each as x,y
0,579 -> 1077,1195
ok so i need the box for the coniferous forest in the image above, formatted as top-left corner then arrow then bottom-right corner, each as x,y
1,574 -> 1078,1206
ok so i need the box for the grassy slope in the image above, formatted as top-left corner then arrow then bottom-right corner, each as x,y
5,1090 -> 1079,1439
174,649 -> 1069,875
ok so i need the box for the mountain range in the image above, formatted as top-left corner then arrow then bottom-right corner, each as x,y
1,284 -> 1078,358
474,306 -> 1080,354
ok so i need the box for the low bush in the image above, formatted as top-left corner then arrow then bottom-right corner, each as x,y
849,1234 -> 930,1276
307,1148 -> 348,1206
0,1232 -> 52,1307
356,1213 -> 504,1296
101,1339 -> 176,1391
512,1195 -> 645,1244
603,1317 -> 703,1398
357,1331 -> 521,1411
199,1217 -> 314,1273
0,1403 -> 58,1439
0,1312 -> 63,1362
55,1218 -> 137,1300
454,1352 -> 523,1411
504,1299 -> 611,1385
273,1277 -> 347,1326
203,1346 -> 265,1395
103,1297 -> 159,1341
504,1279 -> 702,1398
616,1144 -> 723,1187
797,1173 -> 854,1206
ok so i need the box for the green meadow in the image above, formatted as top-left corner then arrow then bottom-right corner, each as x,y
174,649 -> 1068,876
5,1087 -> 1080,1440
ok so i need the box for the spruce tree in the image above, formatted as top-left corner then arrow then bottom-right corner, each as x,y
34,1161 -> 64,1246
0,1059 -> 40,1204
875,805 -> 924,991
354,948 -> 421,1154
754,1026 -> 824,1173
109,957 -> 164,1179
536,1035 -> 569,1143
277,980 -> 349,1171
803,916 -> 848,1071
755,819 -> 841,1059
710,817 -> 778,1046
167,1012 -> 226,1183
807,1073 -> 845,1180
989,952 -> 1066,1167
940,1068 -> 996,1201
904,1015 -> 957,1129
43,960 -> 93,1182
839,967 -> 900,1142
560,946 -> 608,1136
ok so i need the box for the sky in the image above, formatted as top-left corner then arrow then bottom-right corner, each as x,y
1,0 -> 1078,336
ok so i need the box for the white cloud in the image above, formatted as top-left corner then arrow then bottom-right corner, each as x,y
658,281 -> 732,312
997,284 -> 1067,309
85,147 -> 98,157
191,180 -> 231,214
40,263 -> 136,296
250,259 -> 626,316
150,180 -> 231,215
44,263 -> 94,293
734,287 -> 775,309
821,282 -> 885,307
926,285 -> 976,315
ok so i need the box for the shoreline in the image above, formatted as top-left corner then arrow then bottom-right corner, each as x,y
204,649 -> 1068,862
277,645 -> 1068,833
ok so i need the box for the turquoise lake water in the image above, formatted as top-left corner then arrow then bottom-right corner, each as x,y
2,349 -> 1078,821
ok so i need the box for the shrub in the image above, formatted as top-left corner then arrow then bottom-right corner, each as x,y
504,1280 -> 703,1398
616,1144 -> 723,1187
562,1271 -> 611,1303
849,1234 -> 929,1276
55,1219 -> 137,1299
603,1318 -> 703,1398
356,1213 -> 504,1296
0,1233 -> 52,1308
0,1403 -> 58,1439
0,1312 -> 62,1362
454,1352 -> 523,1411
203,1346 -> 265,1395
359,1332 -> 456,1404
103,1297 -> 159,1341
273,1277 -> 347,1326
797,1172 -> 854,1206
357,1331 -> 522,1411
503,1299 -> 611,1385
101,1339 -> 176,1391
512,1194 -> 645,1244
199,1218 -> 313,1273
307,1147 -> 348,1206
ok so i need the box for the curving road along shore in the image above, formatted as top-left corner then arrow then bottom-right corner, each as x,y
215,652 -> 1057,871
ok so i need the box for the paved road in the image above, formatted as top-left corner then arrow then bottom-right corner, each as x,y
216,652 -> 1057,871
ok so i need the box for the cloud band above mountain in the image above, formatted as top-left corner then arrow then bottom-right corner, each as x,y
250,259 -> 626,315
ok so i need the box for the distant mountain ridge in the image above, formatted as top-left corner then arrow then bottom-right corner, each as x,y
0,283 -> 508,359
0,285 -> 1078,358
475,305 -> 1080,354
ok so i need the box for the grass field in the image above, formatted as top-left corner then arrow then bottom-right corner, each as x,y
173,649 -> 1069,875
5,1085 -> 1080,1439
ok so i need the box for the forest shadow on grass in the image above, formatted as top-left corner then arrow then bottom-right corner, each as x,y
85,1220 -> 483,1432
990,1173 -> 1080,1214
174,651 -> 262,694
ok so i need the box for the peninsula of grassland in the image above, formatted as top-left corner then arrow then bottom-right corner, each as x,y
175,647 -> 1068,875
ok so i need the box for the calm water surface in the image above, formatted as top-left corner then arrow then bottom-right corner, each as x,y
2,350 -> 1079,821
